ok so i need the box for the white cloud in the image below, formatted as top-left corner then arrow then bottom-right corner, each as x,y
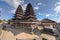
8,9 -> 15,14
0,8 -> 2,11
54,2 -> 60,22
34,2 -> 45,10
37,2 -> 46,6
56,2 -> 60,4
22,4 -> 27,11
10,4 -> 27,14
11,9 -> 16,14
37,3 -> 42,6
0,7 -> 3,12
54,6 -> 60,14
55,2 -> 60,6
38,12 -> 42,15
1,0 -> 25,14
54,2 -> 60,14
45,14 -> 51,17
1,0 -> 24,8
34,6 -> 39,10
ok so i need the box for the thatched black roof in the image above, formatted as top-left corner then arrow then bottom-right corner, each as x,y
41,18 -> 56,23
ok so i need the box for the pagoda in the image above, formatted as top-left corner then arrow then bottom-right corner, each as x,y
14,5 -> 24,20
9,5 -> 24,28
24,3 -> 37,22
9,3 -> 40,32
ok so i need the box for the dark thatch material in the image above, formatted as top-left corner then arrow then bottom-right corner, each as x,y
41,18 -> 56,23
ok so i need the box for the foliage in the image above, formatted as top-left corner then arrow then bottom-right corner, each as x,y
0,20 -> 2,23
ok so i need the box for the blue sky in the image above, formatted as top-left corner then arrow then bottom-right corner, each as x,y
0,0 -> 60,22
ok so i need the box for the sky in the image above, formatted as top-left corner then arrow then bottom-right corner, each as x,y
0,0 -> 60,22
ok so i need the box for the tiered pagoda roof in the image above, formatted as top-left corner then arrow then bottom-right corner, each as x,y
13,5 -> 24,20
9,3 -> 40,26
23,3 -> 37,22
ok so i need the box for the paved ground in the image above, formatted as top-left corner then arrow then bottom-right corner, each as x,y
0,28 -> 60,40
55,29 -> 60,40
0,24 -> 60,40
0,28 -> 42,40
